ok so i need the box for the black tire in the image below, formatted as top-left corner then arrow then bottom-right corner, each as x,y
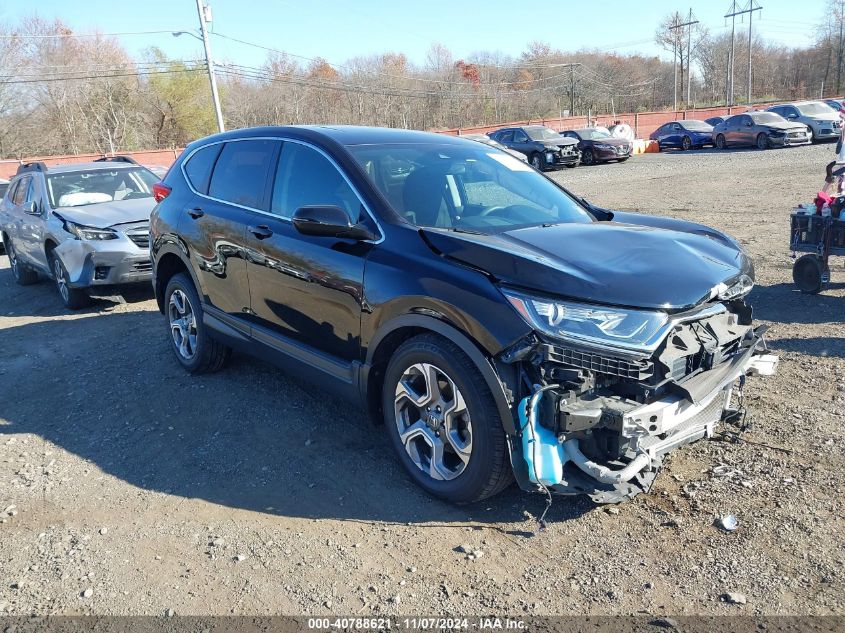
716,134 -> 727,150
681,135 -> 692,150
382,333 -> 513,504
529,152 -> 543,171
808,127 -> 817,143
164,272 -> 231,373
6,239 -> 38,286
756,133 -> 770,150
793,254 -> 827,294
581,149 -> 595,165
48,251 -> 90,310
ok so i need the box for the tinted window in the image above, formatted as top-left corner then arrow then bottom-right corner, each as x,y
497,130 -> 514,143
209,139 -> 278,209
513,130 -> 530,142
12,176 -> 30,205
725,115 -> 743,126
184,143 -> 222,194
271,142 -> 362,220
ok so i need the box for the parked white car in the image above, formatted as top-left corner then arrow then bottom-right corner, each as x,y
767,101 -> 841,142
0,158 -> 158,309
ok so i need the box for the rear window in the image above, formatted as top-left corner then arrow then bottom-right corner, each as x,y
183,143 -> 222,194
208,140 -> 278,209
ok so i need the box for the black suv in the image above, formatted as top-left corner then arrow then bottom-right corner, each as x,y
488,125 -> 580,170
150,126 -> 775,505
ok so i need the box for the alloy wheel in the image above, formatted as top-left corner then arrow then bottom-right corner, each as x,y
682,135 -> 691,150
8,242 -> 18,277
393,362 -> 473,481
530,154 -> 542,170
53,257 -> 69,303
168,288 -> 198,360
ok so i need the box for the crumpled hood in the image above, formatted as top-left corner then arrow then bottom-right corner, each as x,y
421,219 -> 753,311
53,198 -> 155,229
539,137 -> 578,148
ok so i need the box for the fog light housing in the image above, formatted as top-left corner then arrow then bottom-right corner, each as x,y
94,266 -> 110,280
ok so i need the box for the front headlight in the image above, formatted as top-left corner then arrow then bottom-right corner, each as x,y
65,221 -> 118,241
594,143 -> 614,150
502,288 -> 669,351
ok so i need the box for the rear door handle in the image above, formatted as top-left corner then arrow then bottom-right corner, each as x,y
187,207 -> 204,219
248,225 -> 273,239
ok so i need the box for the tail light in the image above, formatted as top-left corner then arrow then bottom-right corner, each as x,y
152,182 -> 172,203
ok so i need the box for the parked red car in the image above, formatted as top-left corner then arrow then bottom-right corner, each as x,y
560,128 -> 633,165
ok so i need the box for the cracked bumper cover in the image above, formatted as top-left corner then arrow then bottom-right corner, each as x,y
54,240 -> 151,287
511,327 -> 778,504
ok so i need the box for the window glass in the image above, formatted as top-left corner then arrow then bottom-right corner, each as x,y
497,130 -> 514,143
349,143 -> 593,232
271,143 -> 362,220
208,140 -> 278,209
513,130 -> 529,142
46,168 -> 159,208
184,143 -> 222,194
12,176 -> 30,205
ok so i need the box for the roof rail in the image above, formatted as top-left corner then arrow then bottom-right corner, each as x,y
15,161 -> 48,175
94,155 -> 140,165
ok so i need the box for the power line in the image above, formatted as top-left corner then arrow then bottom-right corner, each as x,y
0,29 -> 187,39
0,67 -> 205,85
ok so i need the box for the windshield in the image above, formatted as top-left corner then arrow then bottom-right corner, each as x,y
350,143 -> 593,233
681,120 -> 712,131
576,128 -> 612,140
525,127 -> 564,141
47,167 -> 158,208
798,102 -> 835,116
750,112 -> 784,125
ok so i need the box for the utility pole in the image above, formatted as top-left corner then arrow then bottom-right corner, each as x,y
669,12 -> 698,108
837,0 -> 844,94
725,1 -> 761,106
196,0 -> 225,133
570,63 -> 575,117
724,1 -> 740,106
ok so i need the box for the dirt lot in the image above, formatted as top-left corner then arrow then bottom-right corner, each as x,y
1,144 -> 843,617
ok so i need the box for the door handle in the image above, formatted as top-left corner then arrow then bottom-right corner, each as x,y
248,225 -> 273,239
187,207 -> 204,219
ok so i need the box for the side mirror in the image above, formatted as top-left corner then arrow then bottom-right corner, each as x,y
21,201 -> 39,215
292,205 -> 377,241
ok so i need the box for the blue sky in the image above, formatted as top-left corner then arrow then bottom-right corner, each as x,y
0,0 -> 829,70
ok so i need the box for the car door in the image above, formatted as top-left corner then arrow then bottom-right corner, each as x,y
723,115 -> 743,146
181,138 -> 279,318
511,129 -> 533,155
243,139 -> 377,365
494,129 -> 515,149
6,175 -> 37,265
16,174 -> 50,270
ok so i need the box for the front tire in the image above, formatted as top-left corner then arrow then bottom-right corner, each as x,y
681,135 -> 692,150
529,153 -> 543,171
756,133 -> 770,150
6,240 -> 38,286
715,134 -> 727,150
49,251 -> 90,310
164,273 -> 231,373
382,334 -> 512,504
581,149 -> 595,165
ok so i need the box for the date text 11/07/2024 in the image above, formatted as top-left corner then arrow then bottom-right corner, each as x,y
306,617 -> 528,630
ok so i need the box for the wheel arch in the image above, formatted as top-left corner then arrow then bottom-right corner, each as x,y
154,246 -> 200,313
361,313 -> 517,436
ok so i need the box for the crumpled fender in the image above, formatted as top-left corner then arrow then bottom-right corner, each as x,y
54,240 -> 96,284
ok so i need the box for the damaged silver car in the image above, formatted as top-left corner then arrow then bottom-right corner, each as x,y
0,159 -> 158,309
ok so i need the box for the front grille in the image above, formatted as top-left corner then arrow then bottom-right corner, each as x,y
127,232 -> 150,249
558,146 -> 578,157
788,132 -> 804,138
543,344 -> 654,380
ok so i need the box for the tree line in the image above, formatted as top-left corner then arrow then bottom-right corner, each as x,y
1,5 -> 843,159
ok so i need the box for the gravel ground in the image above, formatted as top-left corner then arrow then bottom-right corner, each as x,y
0,143 -> 843,617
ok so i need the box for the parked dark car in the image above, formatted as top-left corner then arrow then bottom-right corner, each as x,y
559,128 -> 632,165
150,125 -> 775,505
649,120 -> 714,150
712,111 -> 811,149
825,98 -> 843,113
705,116 -> 726,127
488,125 -> 580,170
460,133 -> 528,162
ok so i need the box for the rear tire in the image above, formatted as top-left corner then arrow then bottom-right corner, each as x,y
382,333 -> 513,504
49,251 -> 90,310
164,273 -> 231,373
716,134 -> 727,150
7,239 -> 38,286
793,254 -> 826,294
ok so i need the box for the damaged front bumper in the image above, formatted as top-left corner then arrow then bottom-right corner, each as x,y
506,300 -> 778,503
54,223 -> 151,288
